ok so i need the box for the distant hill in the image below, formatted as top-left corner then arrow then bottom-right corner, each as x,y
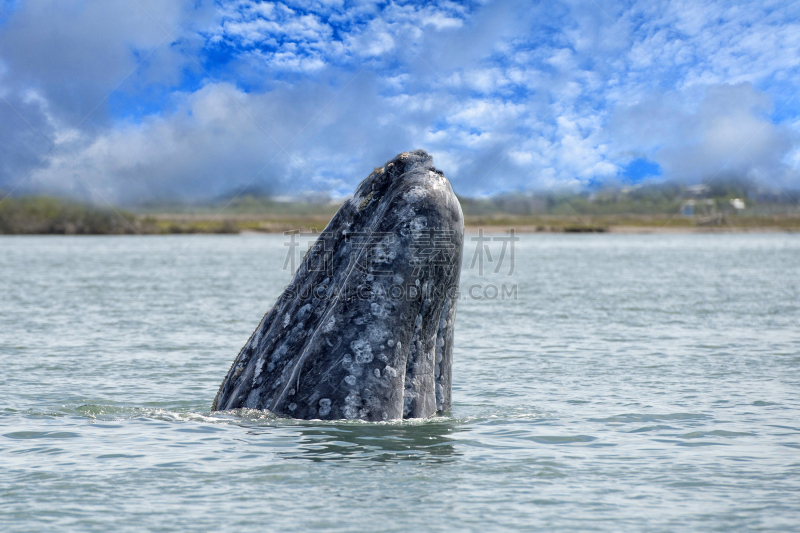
459,180 -> 800,217
131,194 -> 342,217
1,179 -> 798,235
0,196 -> 142,234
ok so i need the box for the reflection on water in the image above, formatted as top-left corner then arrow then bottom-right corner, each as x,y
245,419 -> 462,464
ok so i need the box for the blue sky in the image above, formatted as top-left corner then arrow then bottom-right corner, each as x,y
0,0 -> 798,203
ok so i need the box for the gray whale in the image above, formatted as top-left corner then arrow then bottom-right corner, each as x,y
212,150 -> 463,420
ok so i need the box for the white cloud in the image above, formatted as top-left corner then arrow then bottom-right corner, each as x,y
1,0 -> 799,201
610,83 -> 798,185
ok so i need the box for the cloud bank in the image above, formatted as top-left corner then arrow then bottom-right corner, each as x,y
1,0 -> 798,204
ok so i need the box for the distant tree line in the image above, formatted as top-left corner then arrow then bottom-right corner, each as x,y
0,196 -> 142,234
458,179 -> 800,217
1,178 -> 798,234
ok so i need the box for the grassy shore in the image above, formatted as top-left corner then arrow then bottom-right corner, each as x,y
2,195 -> 799,234
462,213 -> 800,233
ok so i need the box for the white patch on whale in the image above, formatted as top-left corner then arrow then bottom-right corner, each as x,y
351,339 -> 373,364
318,398 -> 331,417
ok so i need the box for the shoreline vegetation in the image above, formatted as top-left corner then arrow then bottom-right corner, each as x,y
2,186 -> 799,235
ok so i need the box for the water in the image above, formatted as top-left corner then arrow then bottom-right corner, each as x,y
2,233 -> 799,532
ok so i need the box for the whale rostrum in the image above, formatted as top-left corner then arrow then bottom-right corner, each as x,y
212,150 -> 464,420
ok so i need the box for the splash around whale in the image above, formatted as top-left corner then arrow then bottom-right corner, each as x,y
212,150 -> 464,420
